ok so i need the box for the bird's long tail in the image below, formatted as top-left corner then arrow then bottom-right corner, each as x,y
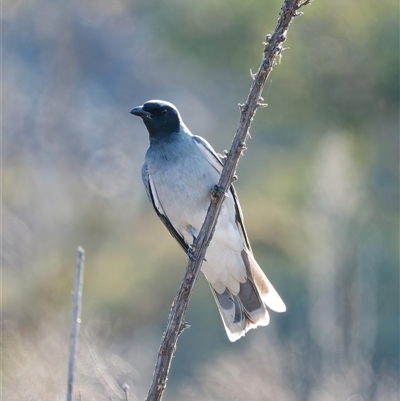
210,249 -> 286,342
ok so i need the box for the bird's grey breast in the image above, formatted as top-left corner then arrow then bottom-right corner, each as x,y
145,134 -> 219,227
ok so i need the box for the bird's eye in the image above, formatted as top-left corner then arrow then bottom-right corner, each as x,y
161,109 -> 167,116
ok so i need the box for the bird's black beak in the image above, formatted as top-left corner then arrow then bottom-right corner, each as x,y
130,106 -> 152,119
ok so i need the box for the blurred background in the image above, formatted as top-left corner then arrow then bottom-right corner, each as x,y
3,0 -> 399,400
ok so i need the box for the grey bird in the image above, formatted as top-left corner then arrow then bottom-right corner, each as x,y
130,100 -> 286,341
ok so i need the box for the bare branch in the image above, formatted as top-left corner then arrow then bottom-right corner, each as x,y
145,1 -> 312,400
66,247 -> 85,401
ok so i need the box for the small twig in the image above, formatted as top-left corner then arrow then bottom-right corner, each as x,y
66,247 -> 85,401
298,0 -> 313,10
145,1 -> 312,400
122,384 -> 130,401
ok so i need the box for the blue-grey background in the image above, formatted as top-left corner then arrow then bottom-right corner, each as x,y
4,0 -> 399,400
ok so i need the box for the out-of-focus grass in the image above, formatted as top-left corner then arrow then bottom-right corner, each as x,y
3,316 -> 157,401
4,319 -> 398,401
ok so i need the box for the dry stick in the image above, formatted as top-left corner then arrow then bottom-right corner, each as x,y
66,246 -> 85,401
145,1 -> 312,400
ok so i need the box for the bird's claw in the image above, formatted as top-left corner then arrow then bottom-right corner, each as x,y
187,245 -> 196,261
211,185 -> 227,204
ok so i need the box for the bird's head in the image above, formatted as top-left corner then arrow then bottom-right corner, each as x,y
130,100 -> 181,139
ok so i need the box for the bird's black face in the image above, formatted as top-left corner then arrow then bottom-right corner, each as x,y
130,100 -> 181,139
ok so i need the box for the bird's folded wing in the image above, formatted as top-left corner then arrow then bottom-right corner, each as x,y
142,163 -> 189,253
192,135 -> 224,174
192,136 -> 252,252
